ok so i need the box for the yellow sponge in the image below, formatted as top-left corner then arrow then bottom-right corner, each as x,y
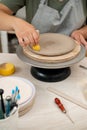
32,44 -> 40,51
0,63 -> 15,76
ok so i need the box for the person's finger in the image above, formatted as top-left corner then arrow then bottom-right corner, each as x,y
21,30 -> 39,46
71,34 -> 81,44
79,34 -> 87,46
85,45 -> 87,50
17,32 -> 33,46
22,37 -> 30,46
32,30 -> 40,44
27,33 -> 36,45
18,37 -> 25,47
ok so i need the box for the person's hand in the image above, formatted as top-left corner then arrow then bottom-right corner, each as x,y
71,30 -> 87,49
13,17 -> 39,47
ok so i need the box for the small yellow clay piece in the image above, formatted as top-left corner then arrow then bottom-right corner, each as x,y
32,44 -> 40,51
0,63 -> 15,76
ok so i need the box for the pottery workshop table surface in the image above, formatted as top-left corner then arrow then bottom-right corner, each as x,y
0,53 -> 87,130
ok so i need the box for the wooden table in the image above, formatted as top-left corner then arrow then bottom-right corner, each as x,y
0,53 -> 87,130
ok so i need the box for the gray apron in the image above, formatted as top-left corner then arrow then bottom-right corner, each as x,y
31,0 -> 86,35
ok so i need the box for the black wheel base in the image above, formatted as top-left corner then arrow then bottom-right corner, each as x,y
31,67 -> 71,82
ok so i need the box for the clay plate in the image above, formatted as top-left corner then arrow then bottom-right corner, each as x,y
28,33 -> 76,56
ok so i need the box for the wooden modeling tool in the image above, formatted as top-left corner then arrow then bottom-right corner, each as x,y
79,65 -> 87,70
48,87 -> 87,110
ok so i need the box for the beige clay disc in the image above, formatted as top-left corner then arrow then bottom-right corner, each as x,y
23,41 -> 81,63
29,33 -> 76,56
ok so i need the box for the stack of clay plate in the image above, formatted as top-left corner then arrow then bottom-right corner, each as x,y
0,76 -> 36,116
23,33 -> 81,63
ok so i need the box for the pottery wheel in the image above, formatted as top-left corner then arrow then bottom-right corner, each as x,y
16,33 -> 86,82
23,33 -> 81,63
16,43 -> 86,82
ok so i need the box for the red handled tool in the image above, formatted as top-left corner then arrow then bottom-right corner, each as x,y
54,98 -> 74,124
